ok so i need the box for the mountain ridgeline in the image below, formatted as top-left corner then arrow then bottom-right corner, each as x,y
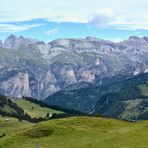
0,35 -> 148,120
0,35 -> 148,99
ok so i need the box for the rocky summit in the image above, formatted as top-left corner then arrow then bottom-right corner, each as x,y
0,35 -> 148,99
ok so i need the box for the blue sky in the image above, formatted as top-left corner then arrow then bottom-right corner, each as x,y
0,0 -> 148,42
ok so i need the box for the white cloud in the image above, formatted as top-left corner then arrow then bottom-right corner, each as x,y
87,8 -> 148,31
45,28 -> 60,35
88,8 -> 116,28
0,23 -> 43,32
0,0 -> 148,30
113,21 -> 148,30
0,0 -> 88,23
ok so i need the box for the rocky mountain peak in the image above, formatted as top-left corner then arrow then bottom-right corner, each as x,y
119,36 -> 148,50
129,36 -> 141,40
3,35 -> 40,50
19,35 -> 25,40
0,35 -> 148,99
50,39 -> 71,49
8,34 -> 17,39
4,34 -> 18,48
143,36 -> 148,43
85,36 -> 111,43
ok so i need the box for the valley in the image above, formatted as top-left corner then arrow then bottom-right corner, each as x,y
0,0 -> 148,147
0,35 -> 148,148
45,73 -> 148,121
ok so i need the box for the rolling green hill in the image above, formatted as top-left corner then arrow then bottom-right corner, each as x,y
0,95 -> 24,118
0,94 -> 148,148
0,115 -> 32,138
0,95 -> 67,122
0,116 -> 148,148
13,99 -> 63,118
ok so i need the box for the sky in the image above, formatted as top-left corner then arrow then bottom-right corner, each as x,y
0,0 -> 148,42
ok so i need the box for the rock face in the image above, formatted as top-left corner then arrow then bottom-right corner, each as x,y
0,35 -> 148,99
1,72 -> 31,98
0,40 -> 3,48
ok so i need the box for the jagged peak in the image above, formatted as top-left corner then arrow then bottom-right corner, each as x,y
0,40 -> 4,47
143,36 -> 148,42
19,35 -> 25,40
86,36 -> 100,41
85,36 -> 108,42
120,36 -> 148,45
7,34 -> 17,40
129,36 -> 140,40
128,36 -> 147,42
1,35 -> 148,45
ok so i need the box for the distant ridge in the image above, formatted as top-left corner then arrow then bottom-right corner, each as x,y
0,35 -> 147,99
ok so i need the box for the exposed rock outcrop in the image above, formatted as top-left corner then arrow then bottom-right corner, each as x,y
0,35 -> 148,99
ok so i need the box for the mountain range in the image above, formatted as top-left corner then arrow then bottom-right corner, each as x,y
0,35 -> 148,100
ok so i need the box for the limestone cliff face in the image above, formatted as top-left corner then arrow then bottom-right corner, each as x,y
1,72 -> 31,98
0,35 -> 148,99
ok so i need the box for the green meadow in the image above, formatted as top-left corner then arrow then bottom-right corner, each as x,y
0,116 -> 147,148
13,99 -> 63,118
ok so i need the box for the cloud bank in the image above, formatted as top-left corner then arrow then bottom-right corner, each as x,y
0,23 -> 43,32
0,0 -> 148,31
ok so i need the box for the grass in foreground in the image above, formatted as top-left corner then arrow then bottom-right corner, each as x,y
0,116 -> 32,139
13,99 -> 63,118
0,116 -> 148,148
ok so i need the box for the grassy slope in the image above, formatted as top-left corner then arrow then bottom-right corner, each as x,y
121,99 -> 147,120
0,116 -> 148,148
13,99 -> 63,118
120,83 -> 148,120
0,116 -> 32,138
1,105 -> 17,114
139,83 -> 148,96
